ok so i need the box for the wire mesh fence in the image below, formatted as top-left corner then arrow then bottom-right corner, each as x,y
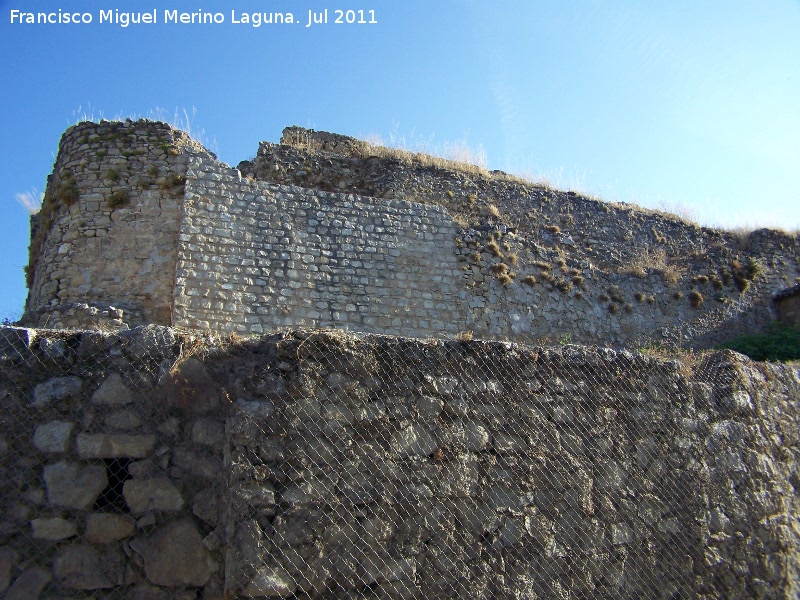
1,324 -> 798,599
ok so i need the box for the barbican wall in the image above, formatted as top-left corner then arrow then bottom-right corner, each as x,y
21,120 -> 800,349
1,326 -> 799,599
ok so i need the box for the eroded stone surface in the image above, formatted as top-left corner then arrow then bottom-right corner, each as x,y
242,565 -> 296,598
76,433 -> 156,459
160,357 -> 220,413
91,373 -> 134,405
5,567 -> 50,600
390,424 -> 438,457
85,513 -> 135,543
123,478 -> 184,513
52,544 -> 116,590
30,517 -> 77,540
33,376 -> 82,407
3,327 -> 800,599
33,420 -> 74,453
43,461 -> 107,510
0,546 -> 15,593
139,519 -> 213,587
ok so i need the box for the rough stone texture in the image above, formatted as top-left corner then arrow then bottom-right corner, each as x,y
160,357 -> 220,413
242,565 -> 297,597
22,120 -> 215,329
33,420 -> 74,453
43,461 -> 108,509
1,326 -> 799,599
52,544 -> 116,589
76,433 -> 156,458
20,121 -> 800,349
191,417 -> 225,447
91,373 -> 134,405
33,376 -> 82,407
84,513 -> 135,543
137,519 -> 213,587
775,285 -> 800,327
5,567 -> 50,600
176,159 -> 462,338
30,517 -> 77,540
123,478 -> 184,513
0,546 -> 15,592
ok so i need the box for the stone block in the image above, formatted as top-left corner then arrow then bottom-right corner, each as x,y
610,522 -> 633,545
160,357 -> 220,413
493,434 -> 527,454
191,418 -> 225,447
0,327 -> 35,366
33,420 -> 74,453
91,373 -> 134,405
5,567 -> 50,600
390,424 -> 438,457
33,376 -> 82,407
44,461 -> 108,510
0,546 -> 16,593
76,433 -> 156,458
138,519 -> 213,587
242,565 -> 296,598
105,409 -> 143,430
85,513 -> 135,543
52,545 -> 115,590
30,517 -> 77,540
123,478 -> 184,513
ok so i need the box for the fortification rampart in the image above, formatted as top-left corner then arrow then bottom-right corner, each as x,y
1,326 -> 799,598
22,120 -> 800,348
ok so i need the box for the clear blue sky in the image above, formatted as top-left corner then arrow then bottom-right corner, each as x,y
1,0 -> 799,320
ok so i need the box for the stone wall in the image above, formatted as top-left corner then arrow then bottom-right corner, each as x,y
1,326 -> 799,599
174,158 -> 462,336
241,127 -> 800,348
22,121 -> 800,349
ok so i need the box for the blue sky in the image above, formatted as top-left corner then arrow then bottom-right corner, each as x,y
1,0 -> 799,320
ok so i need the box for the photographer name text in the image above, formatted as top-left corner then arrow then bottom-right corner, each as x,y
9,8 -> 377,28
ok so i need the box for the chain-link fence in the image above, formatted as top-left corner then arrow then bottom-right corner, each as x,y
1,324 -> 799,599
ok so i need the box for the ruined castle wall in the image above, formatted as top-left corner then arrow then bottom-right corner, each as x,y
242,127 -> 800,347
174,157 -> 465,337
23,120 -> 215,329
1,326 -> 799,599
23,122 -> 799,349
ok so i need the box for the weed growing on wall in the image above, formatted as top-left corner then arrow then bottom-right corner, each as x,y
106,190 -> 130,209
689,290 -> 704,308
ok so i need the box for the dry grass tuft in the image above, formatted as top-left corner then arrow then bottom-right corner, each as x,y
621,247 -> 682,284
485,240 -> 503,258
485,203 -> 502,219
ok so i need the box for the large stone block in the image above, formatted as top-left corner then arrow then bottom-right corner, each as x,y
33,376 -> 82,407
52,545 -> 118,590
123,478 -> 184,513
43,461 -> 107,510
85,513 -> 135,543
30,517 -> 77,540
33,420 -> 74,453
5,567 -> 50,600
390,424 -> 438,457
76,433 -> 156,458
91,373 -> 134,405
138,519 -> 213,587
